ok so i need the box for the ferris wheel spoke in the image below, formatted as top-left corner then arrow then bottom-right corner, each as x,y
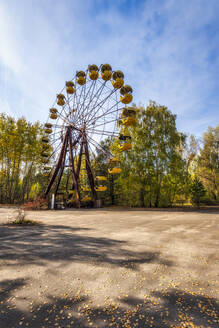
75,82 -> 86,117
75,80 -> 88,120
50,136 -> 63,145
83,86 -> 111,123
49,130 -> 64,137
81,80 -> 107,120
61,100 -> 71,117
72,92 -> 91,127
79,79 -> 101,124
77,77 -> 94,119
87,141 -> 97,160
90,130 -> 118,137
46,140 -> 63,162
86,128 -> 119,136
65,97 -> 74,116
92,90 -> 120,125
85,82 -> 108,113
88,79 -> 118,110
55,111 -> 72,125
70,84 -> 82,124
85,88 -> 118,124
87,102 -> 122,128
87,117 -> 120,131
86,134 -> 112,157
49,124 -> 63,128
70,82 -> 80,121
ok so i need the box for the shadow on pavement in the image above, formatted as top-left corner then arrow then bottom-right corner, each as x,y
101,206 -> 219,214
0,278 -> 218,327
0,224 -> 172,270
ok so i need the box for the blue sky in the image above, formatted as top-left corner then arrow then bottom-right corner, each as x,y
0,0 -> 219,136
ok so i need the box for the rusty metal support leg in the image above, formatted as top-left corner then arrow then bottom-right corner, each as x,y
83,135 -> 97,201
68,127 -> 81,207
76,140 -> 84,179
44,131 -> 81,197
44,129 -> 68,196
54,136 -> 68,197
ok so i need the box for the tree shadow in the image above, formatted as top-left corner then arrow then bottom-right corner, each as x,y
0,224 -> 172,270
103,206 -> 219,214
0,278 -> 218,327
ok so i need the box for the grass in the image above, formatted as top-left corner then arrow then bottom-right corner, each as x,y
6,207 -> 41,226
10,217 -> 40,225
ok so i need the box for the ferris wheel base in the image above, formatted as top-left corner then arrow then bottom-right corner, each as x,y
94,199 -> 102,208
49,193 -> 103,210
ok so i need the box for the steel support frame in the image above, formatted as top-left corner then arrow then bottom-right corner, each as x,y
44,125 -> 98,208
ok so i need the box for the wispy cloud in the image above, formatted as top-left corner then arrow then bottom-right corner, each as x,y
0,0 -> 218,136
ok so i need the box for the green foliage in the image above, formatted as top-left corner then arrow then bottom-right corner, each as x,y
0,114 -> 44,204
189,177 -> 206,206
114,102 -> 189,207
0,109 -> 217,208
197,126 -> 219,202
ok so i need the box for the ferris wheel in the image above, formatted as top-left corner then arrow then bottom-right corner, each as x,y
41,64 -> 137,207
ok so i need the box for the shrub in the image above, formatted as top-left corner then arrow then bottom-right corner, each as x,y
22,197 -> 47,210
189,177 -> 206,207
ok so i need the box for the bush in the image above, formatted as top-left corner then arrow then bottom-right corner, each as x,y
189,177 -> 206,207
22,197 -> 47,210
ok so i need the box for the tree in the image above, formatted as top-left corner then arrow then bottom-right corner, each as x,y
115,102 -> 189,207
189,177 -> 206,207
0,114 -> 44,204
197,126 -> 219,202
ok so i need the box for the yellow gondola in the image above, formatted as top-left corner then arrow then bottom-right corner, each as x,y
89,71 -> 99,80
95,186 -> 107,192
43,172 -> 50,177
41,136 -> 49,143
101,64 -> 112,81
76,71 -> 86,85
66,81 -> 75,94
88,64 -> 99,80
121,107 -> 136,126
112,70 -> 124,89
44,123 -> 52,128
95,174 -> 107,192
44,128 -> 52,134
50,113 -> 57,120
44,166 -> 51,171
50,108 -> 58,114
120,85 -> 133,95
41,151 -> 50,158
82,196 -> 92,201
82,187 -> 91,192
108,167 -> 122,174
118,143 -> 132,151
57,94 -> 66,106
108,157 -> 122,174
120,93 -> 133,104
118,134 -> 132,151
96,176 -> 107,181
42,143 -> 50,150
42,159 -> 49,164
122,117 -> 136,126
120,85 -> 133,104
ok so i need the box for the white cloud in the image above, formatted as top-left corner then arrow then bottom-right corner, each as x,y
0,0 -> 218,136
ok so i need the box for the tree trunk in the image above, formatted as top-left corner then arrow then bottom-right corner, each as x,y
140,187 -> 144,207
110,174 -> 114,205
